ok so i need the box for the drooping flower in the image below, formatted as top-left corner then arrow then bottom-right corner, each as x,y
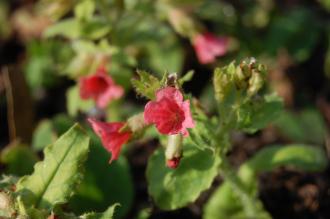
88,118 -> 132,163
192,32 -> 229,64
144,87 -> 195,137
79,66 -> 124,109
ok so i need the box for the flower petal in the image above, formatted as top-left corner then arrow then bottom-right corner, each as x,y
88,118 -> 131,163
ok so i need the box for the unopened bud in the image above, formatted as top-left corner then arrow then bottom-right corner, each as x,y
248,71 -> 264,96
126,113 -> 147,133
213,66 -> 234,102
166,157 -> 181,169
165,134 -> 183,169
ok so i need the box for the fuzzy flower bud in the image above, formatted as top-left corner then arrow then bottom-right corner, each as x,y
165,134 -> 183,169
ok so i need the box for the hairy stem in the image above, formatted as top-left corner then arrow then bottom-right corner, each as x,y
220,157 -> 258,218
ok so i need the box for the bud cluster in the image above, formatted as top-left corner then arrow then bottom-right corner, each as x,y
213,58 -> 267,103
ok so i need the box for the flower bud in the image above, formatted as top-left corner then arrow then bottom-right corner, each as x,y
165,134 -> 183,169
166,157 -> 181,169
126,113 -> 147,133
248,71 -> 264,96
213,66 -> 232,102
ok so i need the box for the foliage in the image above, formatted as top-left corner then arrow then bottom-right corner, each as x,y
1,0 -> 329,218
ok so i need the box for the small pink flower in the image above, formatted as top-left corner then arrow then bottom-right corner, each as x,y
88,118 -> 132,163
192,32 -> 229,64
144,87 -> 195,137
79,66 -> 124,109
166,157 -> 181,169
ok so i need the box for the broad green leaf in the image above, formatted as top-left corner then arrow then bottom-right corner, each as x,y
67,86 -> 94,116
81,18 -> 111,40
44,18 -> 82,39
24,40 -> 72,90
274,108 -> 327,144
204,144 -> 327,219
69,135 -> 133,219
32,120 -> 57,151
265,8 -> 319,62
81,204 -> 119,219
187,106 -> 216,151
131,70 -> 161,100
245,144 -> 327,172
204,180 -> 270,219
319,0 -> 330,11
238,93 -> 283,133
146,145 -> 220,210
16,124 -> 90,211
74,0 -> 95,20
52,114 -> 75,135
1,144 -> 38,176
145,36 -> 183,74
44,16 -> 110,40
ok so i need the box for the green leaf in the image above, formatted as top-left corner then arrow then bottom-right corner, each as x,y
16,124 -> 90,211
67,86 -> 94,116
178,70 -> 194,85
319,0 -> 330,11
131,70 -> 161,100
274,108 -> 327,144
81,204 -> 119,219
69,137 -> 133,219
74,0 -> 95,20
245,144 -> 328,172
146,145 -> 220,210
52,114 -> 75,135
145,35 -> 184,74
81,18 -> 111,40
203,145 -> 327,219
187,107 -> 216,151
1,144 -> 38,176
204,144 -> 327,219
265,8 -> 319,62
32,120 -> 57,151
238,93 -> 283,133
44,18 -> 82,39
204,180 -> 270,219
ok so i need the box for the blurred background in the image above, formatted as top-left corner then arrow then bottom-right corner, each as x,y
1,0 -> 330,218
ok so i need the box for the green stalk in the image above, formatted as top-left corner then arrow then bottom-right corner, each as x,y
215,106 -> 258,218
220,156 -> 258,218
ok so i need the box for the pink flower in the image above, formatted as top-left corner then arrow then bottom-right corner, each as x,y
166,157 -> 181,169
79,66 -> 124,109
144,87 -> 195,137
192,32 -> 229,64
88,118 -> 132,163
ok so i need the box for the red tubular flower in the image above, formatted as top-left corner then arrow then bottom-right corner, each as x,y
88,118 -> 132,163
192,32 -> 229,64
79,66 -> 124,109
144,87 -> 195,137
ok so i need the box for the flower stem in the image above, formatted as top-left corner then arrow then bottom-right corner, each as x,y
220,157 -> 258,218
